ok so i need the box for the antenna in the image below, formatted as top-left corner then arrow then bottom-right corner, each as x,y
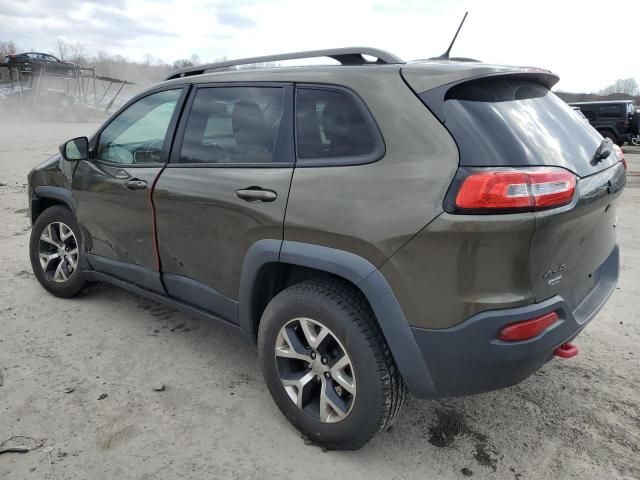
439,11 -> 468,59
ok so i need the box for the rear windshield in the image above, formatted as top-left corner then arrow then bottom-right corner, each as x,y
433,78 -> 605,176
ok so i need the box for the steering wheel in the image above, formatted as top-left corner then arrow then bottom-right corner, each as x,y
105,144 -> 134,164
133,139 -> 163,164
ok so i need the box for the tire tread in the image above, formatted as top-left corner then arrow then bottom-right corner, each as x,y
280,278 -> 407,445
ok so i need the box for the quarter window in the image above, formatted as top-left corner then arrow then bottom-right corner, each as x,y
295,88 -> 376,161
179,87 -> 285,164
599,105 -> 621,118
96,89 -> 181,164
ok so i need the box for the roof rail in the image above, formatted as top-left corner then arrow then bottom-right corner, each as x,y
165,47 -> 404,80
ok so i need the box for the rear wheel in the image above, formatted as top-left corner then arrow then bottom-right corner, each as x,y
599,130 -> 617,144
29,205 -> 89,297
258,279 -> 406,450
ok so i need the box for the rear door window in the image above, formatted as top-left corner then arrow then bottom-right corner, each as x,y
433,78 -> 609,176
295,87 -> 383,165
178,86 -> 286,165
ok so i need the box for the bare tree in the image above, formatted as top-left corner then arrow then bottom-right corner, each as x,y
96,50 -> 109,64
56,39 -> 69,61
0,40 -> 19,58
598,78 -> 640,96
190,53 -> 201,66
69,42 -> 87,65
172,58 -> 194,69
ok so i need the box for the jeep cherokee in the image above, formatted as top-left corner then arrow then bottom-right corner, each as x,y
27,47 -> 626,450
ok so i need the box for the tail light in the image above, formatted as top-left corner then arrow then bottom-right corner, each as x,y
498,311 -> 559,341
613,144 -> 627,170
445,167 -> 577,214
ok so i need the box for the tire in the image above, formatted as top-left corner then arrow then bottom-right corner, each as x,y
599,130 -> 617,143
631,112 -> 640,134
258,278 -> 406,450
29,205 -> 89,298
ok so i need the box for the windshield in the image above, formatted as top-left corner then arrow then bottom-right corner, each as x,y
433,78 -> 611,177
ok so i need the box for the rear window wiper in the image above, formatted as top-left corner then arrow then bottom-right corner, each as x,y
592,138 -> 612,164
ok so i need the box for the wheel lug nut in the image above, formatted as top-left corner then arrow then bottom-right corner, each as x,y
325,372 -> 331,378
321,357 -> 328,364
310,352 -> 316,359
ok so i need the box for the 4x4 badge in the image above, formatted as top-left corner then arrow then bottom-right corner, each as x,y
543,264 -> 567,285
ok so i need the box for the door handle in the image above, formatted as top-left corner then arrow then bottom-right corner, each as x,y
235,188 -> 277,203
124,179 -> 148,190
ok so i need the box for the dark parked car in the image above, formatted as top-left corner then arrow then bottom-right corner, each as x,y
27,48 -> 625,449
4,52 -> 78,75
569,100 -> 639,145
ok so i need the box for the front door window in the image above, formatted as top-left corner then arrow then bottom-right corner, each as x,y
97,89 -> 182,164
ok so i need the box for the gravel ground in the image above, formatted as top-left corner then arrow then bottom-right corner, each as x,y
0,123 -> 639,480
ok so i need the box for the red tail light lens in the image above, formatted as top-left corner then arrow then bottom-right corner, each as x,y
451,167 -> 576,213
613,144 -> 627,170
498,311 -> 559,341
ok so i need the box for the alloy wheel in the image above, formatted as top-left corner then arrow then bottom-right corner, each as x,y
38,222 -> 79,283
274,317 -> 356,423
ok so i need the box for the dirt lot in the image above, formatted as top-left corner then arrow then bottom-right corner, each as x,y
0,123 -> 639,480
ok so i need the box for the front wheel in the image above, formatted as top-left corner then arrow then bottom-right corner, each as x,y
258,279 -> 406,450
29,205 -> 89,297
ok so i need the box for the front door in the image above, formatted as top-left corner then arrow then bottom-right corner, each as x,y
152,84 -> 294,322
72,87 -> 186,291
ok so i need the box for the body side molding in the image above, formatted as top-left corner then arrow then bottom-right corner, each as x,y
82,270 -> 247,338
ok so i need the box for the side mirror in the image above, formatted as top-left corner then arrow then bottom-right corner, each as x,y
59,137 -> 89,161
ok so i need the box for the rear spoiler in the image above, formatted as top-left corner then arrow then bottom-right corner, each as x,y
406,71 -> 560,124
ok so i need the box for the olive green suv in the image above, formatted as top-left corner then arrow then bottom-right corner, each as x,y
27,48 -> 625,449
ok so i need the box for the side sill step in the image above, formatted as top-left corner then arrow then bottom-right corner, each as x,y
82,270 -> 250,337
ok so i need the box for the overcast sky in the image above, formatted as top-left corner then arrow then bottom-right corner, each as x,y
1,0 -> 638,93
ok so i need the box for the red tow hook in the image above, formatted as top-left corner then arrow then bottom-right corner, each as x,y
554,343 -> 579,359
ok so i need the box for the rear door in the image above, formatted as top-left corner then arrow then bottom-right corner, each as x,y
529,163 -> 624,307
415,75 -> 625,309
152,83 -> 294,322
72,87 -> 187,291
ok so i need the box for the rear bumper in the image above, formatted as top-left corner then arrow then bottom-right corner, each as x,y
410,245 -> 619,398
